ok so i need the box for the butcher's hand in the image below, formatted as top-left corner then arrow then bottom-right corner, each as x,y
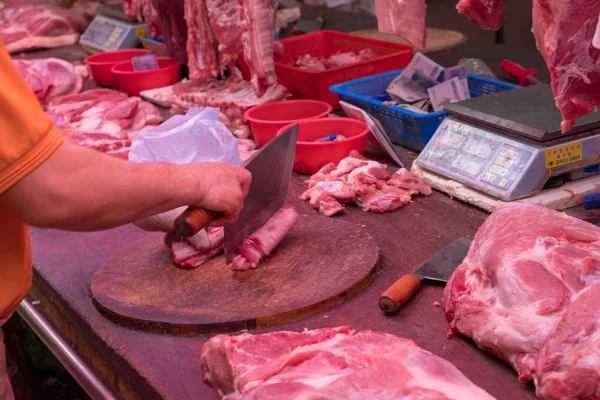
183,162 -> 252,226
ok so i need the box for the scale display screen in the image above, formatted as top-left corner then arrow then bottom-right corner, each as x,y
79,15 -> 146,53
415,118 -> 541,200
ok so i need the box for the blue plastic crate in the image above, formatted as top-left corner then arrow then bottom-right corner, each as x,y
329,69 -> 520,151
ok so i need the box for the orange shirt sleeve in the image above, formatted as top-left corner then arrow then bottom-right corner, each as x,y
0,42 -> 63,194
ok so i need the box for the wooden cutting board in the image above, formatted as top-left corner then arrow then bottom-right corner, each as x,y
90,213 -> 379,335
350,28 -> 467,54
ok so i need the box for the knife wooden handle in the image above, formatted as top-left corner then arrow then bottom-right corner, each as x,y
378,273 -> 421,314
174,207 -> 219,238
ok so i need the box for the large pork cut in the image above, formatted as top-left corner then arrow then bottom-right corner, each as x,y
442,202 -> 600,399
0,5 -> 87,54
201,326 -> 497,399
12,58 -> 86,103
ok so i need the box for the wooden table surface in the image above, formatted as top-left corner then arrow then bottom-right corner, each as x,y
17,13 -> 599,400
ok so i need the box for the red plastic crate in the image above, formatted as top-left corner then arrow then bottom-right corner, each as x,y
274,30 -> 413,109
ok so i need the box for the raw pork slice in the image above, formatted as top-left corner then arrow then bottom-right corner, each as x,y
230,207 -> 298,271
374,0 -> 426,49
0,5 -> 87,53
456,0 -> 507,30
201,326 -> 497,399
13,58 -> 84,103
442,203 -> 600,398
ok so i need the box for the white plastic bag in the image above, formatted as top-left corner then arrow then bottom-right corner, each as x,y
128,107 -> 243,166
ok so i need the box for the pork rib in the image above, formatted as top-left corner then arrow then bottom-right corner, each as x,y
184,0 -> 219,80
241,0 -> 279,96
230,207 -> 298,271
201,326 -> 497,399
442,203 -> 600,397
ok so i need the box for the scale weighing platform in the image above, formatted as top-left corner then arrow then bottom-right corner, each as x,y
413,84 -> 600,203
79,4 -> 148,54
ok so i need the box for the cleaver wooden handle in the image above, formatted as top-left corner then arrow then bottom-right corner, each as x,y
378,273 -> 421,314
174,207 -> 219,238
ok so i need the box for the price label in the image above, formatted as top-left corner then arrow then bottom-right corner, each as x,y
545,142 -> 583,169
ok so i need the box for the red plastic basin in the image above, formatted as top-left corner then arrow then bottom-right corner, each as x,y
111,57 -> 181,96
84,49 -> 150,87
244,100 -> 332,147
276,117 -> 370,175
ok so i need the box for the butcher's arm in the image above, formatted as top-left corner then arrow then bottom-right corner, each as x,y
0,137 -> 250,231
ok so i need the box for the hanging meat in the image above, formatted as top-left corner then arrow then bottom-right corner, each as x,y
123,0 -> 280,97
374,0 -> 600,133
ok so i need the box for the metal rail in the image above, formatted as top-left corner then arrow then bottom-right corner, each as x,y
17,299 -> 117,400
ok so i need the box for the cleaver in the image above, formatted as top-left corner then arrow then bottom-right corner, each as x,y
173,124 -> 298,263
378,237 -> 472,314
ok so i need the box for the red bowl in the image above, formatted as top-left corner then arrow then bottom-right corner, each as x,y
84,49 -> 150,87
244,100 -> 332,147
276,117 -> 370,175
111,57 -> 181,96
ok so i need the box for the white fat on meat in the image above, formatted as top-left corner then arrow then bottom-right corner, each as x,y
387,168 -> 432,196
171,228 -> 225,269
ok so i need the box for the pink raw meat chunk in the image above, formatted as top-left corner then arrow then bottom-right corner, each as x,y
231,206 -> 298,271
442,202 -> 600,398
456,0 -> 507,30
201,326 -> 496,399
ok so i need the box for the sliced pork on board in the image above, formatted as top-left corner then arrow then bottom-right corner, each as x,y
170,206 -> 298,271
12,58 -> 87,103
0,5 -> 87,54
301,151 -> 431,216
46,89 -> 164,159
201,326 -> 497,399
442,202 -> 600,400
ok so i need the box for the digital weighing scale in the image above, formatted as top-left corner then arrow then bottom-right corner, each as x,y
79,4 -> 148,54
413,84 -> 600,201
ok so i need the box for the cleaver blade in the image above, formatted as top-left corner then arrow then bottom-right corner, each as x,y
224,124 -> 298,264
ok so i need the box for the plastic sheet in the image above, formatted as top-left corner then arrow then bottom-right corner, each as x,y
129,107 -> 243,166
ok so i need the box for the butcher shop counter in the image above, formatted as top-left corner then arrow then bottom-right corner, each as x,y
15,41 -> 600,400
